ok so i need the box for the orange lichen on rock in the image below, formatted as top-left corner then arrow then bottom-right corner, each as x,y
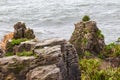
0,32 -> 14,50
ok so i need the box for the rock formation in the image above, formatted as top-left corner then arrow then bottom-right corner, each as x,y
13,40 -> 37,54
0,38 -> 81,80
13,22 -> 35,39
5,22 -> 36,54
70,21 -> 105,56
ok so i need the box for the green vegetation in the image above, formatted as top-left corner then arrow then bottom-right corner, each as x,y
84,51 -> 92,58
97,30 -> 104,39
5,51 -> 36,57
5,52 -> 14,56
117,37 -> 120,42
80,59 -> 120,80
6,38 -> 28,51
102,43 -> 120,57
81,38 -> 88,45
82,15 -> 90,22
16,51 -> 34,56
8,38 -> 27,47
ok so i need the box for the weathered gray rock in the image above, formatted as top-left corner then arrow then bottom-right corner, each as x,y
13,22 -> 35,39
33,38 -> 81,80
13,22 -> 26,39
34,38 -> 66,49
70,21 -> 105,56
13,40 -> 37,54
0,56 -> 35,80
0,38 -> 81,80
0,47 -> 5,58
59,42 -> 81,80
26,65 -> 61,80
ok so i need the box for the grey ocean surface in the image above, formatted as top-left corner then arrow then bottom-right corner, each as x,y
0,0 -> 120,44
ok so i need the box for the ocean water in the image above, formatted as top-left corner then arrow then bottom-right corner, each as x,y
0,0 -> 120,44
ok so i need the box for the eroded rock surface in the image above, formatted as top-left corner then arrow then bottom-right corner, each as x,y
70,21 -> 105,56
5,22 -> 36,54
0,38 -> 81,80
13,22 -> 35,39
13,40 -> 37,54
0,47 -> 5,58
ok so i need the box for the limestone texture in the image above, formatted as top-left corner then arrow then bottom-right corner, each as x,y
0,38 -> 81,80
70,21 -> 105,56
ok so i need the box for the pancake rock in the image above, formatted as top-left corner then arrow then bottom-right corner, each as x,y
70,21 -> 105,56
0,38 -> 81,80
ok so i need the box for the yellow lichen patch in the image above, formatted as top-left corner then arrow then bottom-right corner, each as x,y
0,32 -> 14,50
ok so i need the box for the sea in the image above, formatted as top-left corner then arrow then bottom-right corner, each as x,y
0,0 -> 120,44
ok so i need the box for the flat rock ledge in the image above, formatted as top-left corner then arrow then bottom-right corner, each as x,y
0,38 -> 81,80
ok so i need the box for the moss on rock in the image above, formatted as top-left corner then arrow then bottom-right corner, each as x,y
6,38 -> 28,53
82,15 -> 90,22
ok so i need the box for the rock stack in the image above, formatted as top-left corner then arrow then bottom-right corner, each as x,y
5,22 -> 36,54
13,22 -> 35,39
70,21 -> 105,56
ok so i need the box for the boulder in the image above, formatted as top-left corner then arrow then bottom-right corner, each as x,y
25,28 -> 35,39
70,21 -> 105,56
13,22 -> 35,39
13,22 -> 26,39
0,38 -> 81,80
13,40 -> 37,54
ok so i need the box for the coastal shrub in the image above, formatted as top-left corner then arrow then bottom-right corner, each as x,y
102,42 -> 120,57
82,15 -> 90,22
5,52 -> 14,56
98,54 -> 105,59
84,51 -> 92,58
79,58 -> 120,80
80,59 -> 102,80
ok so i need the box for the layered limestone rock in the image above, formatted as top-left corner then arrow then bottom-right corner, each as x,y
5,22 -> 36,54
13,40 -> 37,54
0,38 -> 81,80
70,21 -> 105,56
